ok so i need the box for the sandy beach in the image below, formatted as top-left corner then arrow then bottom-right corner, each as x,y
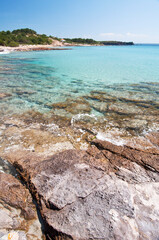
0,43 -> 69,53
0,42 -> 101,53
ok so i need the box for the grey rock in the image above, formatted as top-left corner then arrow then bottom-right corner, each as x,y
11,143 -> 159,240
0,172 -> 43,239
0,231 -> 27,240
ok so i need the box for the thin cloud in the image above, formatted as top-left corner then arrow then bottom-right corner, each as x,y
126,32 -> 147,38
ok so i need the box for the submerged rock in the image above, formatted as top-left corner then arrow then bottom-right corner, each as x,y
51,98 -> 91,115
0,92 -> 12,100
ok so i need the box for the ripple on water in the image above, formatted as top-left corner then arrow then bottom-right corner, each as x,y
0,49 -> 159,147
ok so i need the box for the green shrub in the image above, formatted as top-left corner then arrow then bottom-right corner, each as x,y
0,39 -> 5,46
8,41 -> 19,47
0,28 -> 53,46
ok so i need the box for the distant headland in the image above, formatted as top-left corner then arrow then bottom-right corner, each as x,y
0,28 -> 134,52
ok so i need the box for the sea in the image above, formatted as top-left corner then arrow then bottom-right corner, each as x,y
0,45 -> 159,145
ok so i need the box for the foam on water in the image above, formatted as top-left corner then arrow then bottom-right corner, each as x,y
0,49 -> 12,54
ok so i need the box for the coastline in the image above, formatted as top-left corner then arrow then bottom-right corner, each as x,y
0,41 -> 135,53
0,44 -> 97,53
0,105 -> 159,239
0,44 -> 72,53
0,43 -> 159,240
0,42 -> 131,53
0,42 -> 103,53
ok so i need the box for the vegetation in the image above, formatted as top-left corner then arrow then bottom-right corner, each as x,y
101,41 -> 134,46
0,28 -> 52,47
64,38 -> 99,45
49,36 -> 62,41
64,38 -> 134,45
0,28 -> 134,47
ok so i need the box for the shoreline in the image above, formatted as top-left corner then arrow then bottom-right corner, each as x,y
0,107 -> 159,239
0,44 -> 159,239
0,42 -> 132,53
0,44 -> 73,53
0,41 -> 101,53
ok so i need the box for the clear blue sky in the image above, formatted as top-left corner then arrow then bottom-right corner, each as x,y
1,0 -> 159,43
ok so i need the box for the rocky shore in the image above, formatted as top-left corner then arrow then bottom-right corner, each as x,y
0,73 -> 159,239
0,94 -> 159,239
0,130 -> 159,239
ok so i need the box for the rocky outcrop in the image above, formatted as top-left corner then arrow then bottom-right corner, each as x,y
92,139 -> 159,173
0,172 -> 43,239
5,131 -> 159,240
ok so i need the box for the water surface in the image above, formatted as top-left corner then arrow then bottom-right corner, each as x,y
0,45 -> 159,135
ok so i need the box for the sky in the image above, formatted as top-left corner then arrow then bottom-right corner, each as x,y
1,0 -> 159,43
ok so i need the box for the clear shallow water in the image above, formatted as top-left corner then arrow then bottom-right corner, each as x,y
0,45 -> 159,117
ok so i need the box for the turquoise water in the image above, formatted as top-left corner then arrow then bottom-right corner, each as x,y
0,45 -> 159,116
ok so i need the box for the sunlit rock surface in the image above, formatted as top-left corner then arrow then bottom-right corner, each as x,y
0,87 -> 158,239
4,130 -> 158,240
0,172 -> 43,239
